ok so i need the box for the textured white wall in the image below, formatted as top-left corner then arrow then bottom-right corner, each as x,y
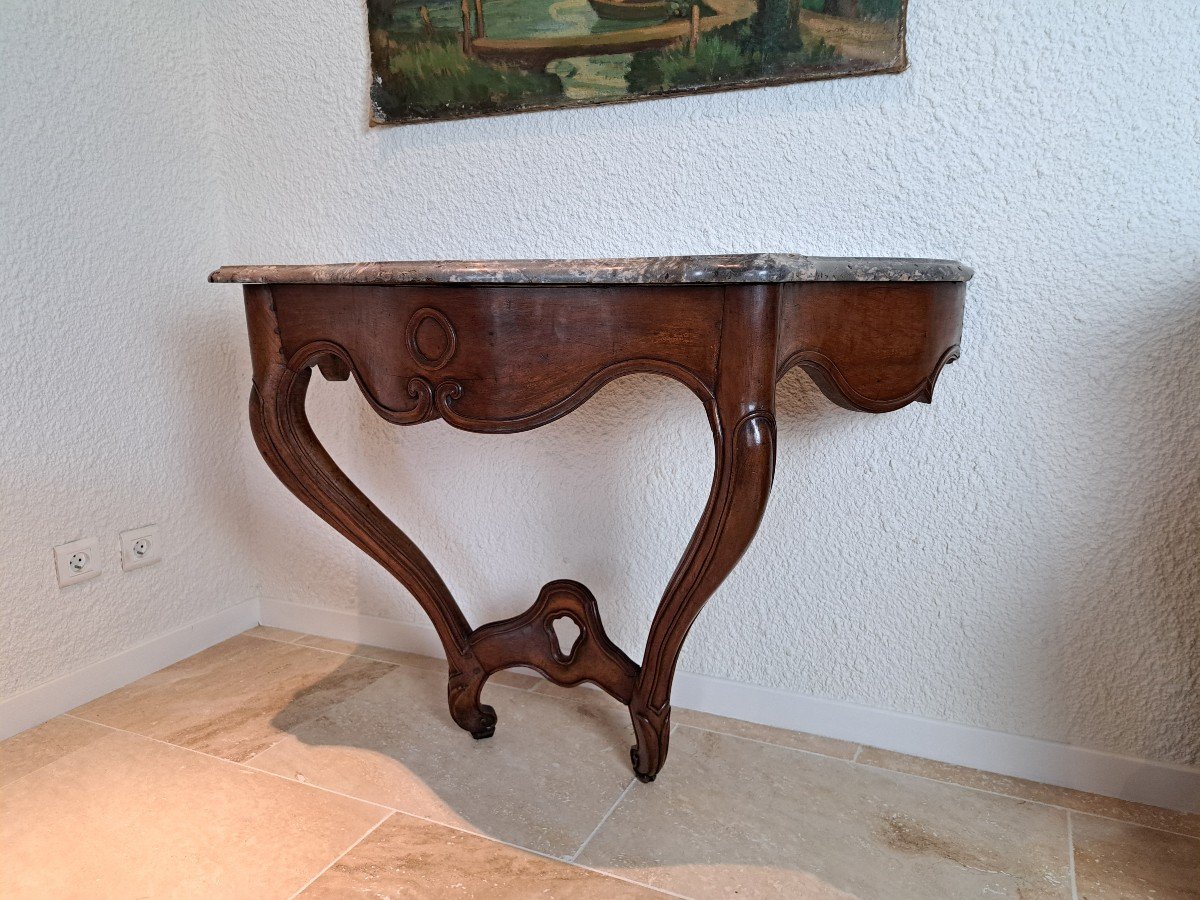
0,3 -> 256,698
5,0 -> 1194,770
206,0 -> 1200,766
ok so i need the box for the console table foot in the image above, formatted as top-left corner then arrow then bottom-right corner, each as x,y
630,749 -> 657,783
448,665 -> 497,739
629,702 -> 671,781
470,725 -> 496,741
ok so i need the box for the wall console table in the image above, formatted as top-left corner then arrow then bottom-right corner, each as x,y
212,255 -> 972,782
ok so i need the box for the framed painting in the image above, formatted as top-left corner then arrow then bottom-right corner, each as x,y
368,0 -> 907,124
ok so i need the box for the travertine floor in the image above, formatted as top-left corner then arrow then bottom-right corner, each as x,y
2,628 -> 1196,898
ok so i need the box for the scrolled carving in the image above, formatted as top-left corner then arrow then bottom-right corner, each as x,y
432,358 -> 714,434
242,273 -> 967,783
782,343 -> 961,413
288,340 -> 437,424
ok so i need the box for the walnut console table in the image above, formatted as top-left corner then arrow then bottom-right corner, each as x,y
212,255 -> 971,781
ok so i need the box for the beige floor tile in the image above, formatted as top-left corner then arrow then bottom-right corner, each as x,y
0,728 -> 385,899
672,708 -> 859,760
71,633 -> 394,762
857,746 -> 1200,839
1072,813 -> 1200,899
247,663 -> 636,859
578,726 -> 1072,899
535,685 -> 860,760
302,813 -> 664,898
296,634 -> 447,669
0,716 -> 109,787
484,668 -> 544,690
531,680 -> 607,702
244,624 -> 306,643
294,635 -> 540,690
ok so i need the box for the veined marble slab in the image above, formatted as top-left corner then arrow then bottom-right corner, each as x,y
210,254 -> 973,286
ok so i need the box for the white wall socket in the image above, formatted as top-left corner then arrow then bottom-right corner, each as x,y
53,537 -> 102,587
119,525 -> 161,571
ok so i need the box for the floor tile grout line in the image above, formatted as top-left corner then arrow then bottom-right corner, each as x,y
60,638 -> 1200,848
62,712 -> 677,893
1066,811 -> 1079,900
674,723 -> 859,764
676,721 -> 1200,841
378,807 -> 686,898
56,636 -> 1200,839
242,731 -> 294,763
569,861 -> 692,899
843,748 -> 1200,841
244,631 -> 304,644
14,712 -> 677,896
510,684 -> 1200,840
569,777 -> 637,864
529,684 -> 607,703
248,634 -> 424,669
57,658 -> 665,866
239,756 -> 413,815
282,633 -> 1197,835
63,709 -> 1199,846
48,697 -> 1177,898
0,721 -> 112,793
287,810 -> 394,900
61,714 -> 395,815
221,632 -> 1197,828
244,634 -> 852,784
24,710 -> 1108,900
249,633 -> 545,698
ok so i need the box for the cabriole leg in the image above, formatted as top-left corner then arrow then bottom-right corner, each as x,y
245,288 -> 495,739
629,286 -> 779,781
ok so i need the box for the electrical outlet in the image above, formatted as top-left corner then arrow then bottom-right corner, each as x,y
53,537 -> 102,587
119,525 -> 161,571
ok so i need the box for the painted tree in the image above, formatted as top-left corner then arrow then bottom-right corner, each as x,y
751,0 -> 794,64
824,0 -> 858,16
366,0 -> 400,28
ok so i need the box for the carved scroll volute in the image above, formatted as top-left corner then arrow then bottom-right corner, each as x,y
266,283 -> 725,434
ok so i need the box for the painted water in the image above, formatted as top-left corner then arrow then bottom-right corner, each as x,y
390,0 -> 667,98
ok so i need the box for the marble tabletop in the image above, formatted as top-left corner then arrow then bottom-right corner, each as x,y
210,254 -> 973,286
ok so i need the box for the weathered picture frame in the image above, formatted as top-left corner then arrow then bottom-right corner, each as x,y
368,0 -> 907,125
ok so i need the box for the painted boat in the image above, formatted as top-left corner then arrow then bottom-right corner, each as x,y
588,0 -> 672,22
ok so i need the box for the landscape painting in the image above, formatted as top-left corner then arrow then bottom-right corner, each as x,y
368,0 -> 907,124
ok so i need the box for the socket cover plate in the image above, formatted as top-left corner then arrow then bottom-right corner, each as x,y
53,537 -> 102,587
120,525 -> 161,571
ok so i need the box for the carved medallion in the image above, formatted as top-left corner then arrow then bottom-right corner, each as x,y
405,307 -> 457,371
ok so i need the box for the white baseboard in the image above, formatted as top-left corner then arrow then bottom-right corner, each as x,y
672,668 -> 1200,816
0,599 -> 259,741
262,598 -> 1200,814
261,597 -> 446,656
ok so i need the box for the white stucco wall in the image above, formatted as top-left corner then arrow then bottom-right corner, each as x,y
2,0 -> 1195,772
0,3 -> 256,698
207,0 -> 1199,767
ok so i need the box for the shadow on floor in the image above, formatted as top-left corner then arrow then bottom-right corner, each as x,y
265,648 -> 1075,898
